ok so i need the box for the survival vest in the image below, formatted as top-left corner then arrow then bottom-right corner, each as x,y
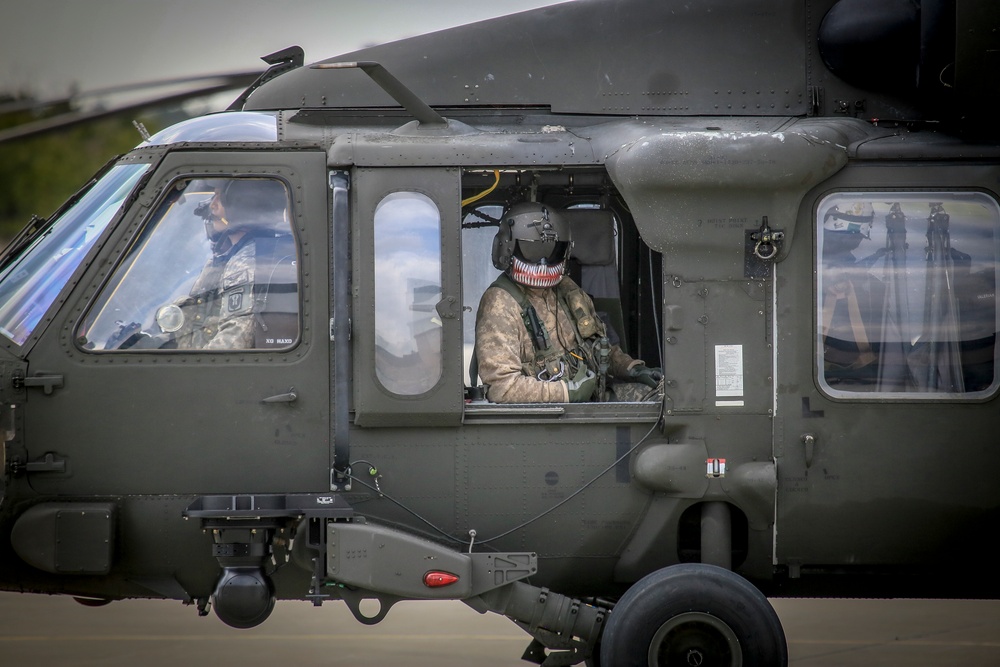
486,273 -> 612,397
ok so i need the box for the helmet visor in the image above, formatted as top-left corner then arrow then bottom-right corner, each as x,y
516,239 -> 570,265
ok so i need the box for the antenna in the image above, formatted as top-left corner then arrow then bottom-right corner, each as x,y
228,46 -> 305,111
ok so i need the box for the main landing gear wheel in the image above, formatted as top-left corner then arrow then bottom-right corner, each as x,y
599,563 -> 787,667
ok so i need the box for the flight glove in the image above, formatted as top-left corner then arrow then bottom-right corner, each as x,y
628,363 -> 663,388
565,366 -> 597,402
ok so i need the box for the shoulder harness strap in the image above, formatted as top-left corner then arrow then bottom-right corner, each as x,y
492,272 -> 553,352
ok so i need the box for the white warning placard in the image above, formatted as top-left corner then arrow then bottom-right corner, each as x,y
714,344 -> 744,398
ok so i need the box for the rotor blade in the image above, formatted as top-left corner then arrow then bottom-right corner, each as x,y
0,72 -> 262,143
0,71 -> 262,115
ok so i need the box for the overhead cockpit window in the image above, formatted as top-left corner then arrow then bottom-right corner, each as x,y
373,192 -> 443,395
141,112 -> 278,147
78,177 -> 298,352
0,163 -> 149,346
817,192 -> 1000,398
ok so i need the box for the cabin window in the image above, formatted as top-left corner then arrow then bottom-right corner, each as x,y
0,163 -> 149,346
816,192 -> 1000,398
78,177 -> 298,351
373,191 -> 443,395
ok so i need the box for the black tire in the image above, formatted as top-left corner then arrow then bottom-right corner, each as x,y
599,563 -> 787,667
73,596 -> 113,607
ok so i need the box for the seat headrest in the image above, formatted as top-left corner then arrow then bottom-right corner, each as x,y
563,209 -> 616,266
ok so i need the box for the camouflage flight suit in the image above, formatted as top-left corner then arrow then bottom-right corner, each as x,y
174,236 -> 258,350
475,274 -> 654,403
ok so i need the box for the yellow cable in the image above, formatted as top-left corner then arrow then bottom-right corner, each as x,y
461,170 -> 500,207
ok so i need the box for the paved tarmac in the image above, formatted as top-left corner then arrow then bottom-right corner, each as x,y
1,593 -> 999,666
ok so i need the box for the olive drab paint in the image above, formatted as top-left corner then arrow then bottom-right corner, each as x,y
0,1 -> 998,664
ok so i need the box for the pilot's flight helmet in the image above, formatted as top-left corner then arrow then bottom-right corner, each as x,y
492,202 -> 572,288
822,202 -> 873,238
216,178 -> 289,232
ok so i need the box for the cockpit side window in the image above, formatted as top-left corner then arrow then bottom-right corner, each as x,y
77,177 -> 299,352
816,192 -> 1000,398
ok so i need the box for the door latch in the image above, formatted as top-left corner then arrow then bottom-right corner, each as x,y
801,433 -> 816,468
9,451 -> 67,476
262,388 -> 298,403
14,373 -> 65,395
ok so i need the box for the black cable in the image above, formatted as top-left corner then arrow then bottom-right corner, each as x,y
345,471 -> 468,546
348,401 -> 664,548
478,403 -> 663,544
648,245 -> 663,369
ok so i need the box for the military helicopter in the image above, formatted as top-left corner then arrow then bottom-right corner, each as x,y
2,0 -> 999,664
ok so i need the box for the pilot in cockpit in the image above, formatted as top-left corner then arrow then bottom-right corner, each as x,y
474,202 -> 662,403
158,179 -> 292,350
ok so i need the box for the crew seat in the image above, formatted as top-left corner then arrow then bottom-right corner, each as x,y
564,208 -> 627,352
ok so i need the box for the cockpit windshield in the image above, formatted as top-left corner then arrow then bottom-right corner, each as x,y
0,162 -> 149,346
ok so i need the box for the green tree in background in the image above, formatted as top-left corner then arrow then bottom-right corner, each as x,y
0,108 -> 168,244
0,75 -> 255,246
